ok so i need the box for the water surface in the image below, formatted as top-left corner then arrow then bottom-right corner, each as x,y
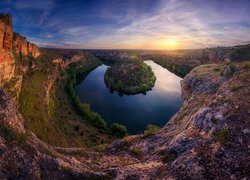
74,60 -> 183,134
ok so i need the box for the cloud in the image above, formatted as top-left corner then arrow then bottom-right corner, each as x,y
2,0 -> 249,49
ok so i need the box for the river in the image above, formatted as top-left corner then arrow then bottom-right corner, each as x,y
74,60 -> 183,134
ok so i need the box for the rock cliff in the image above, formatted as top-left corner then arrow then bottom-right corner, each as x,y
0,14 -> 15,86
0,13 -> 40,95
0,60 -> 249,179
13,32 -> 40,58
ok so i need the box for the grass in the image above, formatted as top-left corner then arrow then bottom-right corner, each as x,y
19,52 -> 114,148
93,143 -> 109,152
44,149 -> 59,158
0,124 -> 28,145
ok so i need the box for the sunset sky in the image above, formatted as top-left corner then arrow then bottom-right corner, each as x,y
0,0 -> 250,49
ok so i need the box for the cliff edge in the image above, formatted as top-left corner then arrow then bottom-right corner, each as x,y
0,61 -> 249,179
0,13 -> 40,88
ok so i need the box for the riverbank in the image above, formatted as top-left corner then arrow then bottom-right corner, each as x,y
19,51 -> 115,147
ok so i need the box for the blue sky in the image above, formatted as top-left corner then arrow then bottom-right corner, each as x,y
0,0 -> 250,49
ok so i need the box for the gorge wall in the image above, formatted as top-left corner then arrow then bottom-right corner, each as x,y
0,13 -> 40,87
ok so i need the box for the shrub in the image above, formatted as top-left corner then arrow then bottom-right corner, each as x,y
111,123 -> 127,138
130,147 -> 143,158
0,124 -> 28,145
117,80 -> 123,91
143,124 -> 160,137
215,129 -> 230,145
243,63 -> 250,70
94,143 -> 109,152
213,67 -> 221,72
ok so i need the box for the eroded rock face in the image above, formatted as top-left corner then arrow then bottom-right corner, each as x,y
0,14 -> 12,51
0,49 -> 15,86
13,32 -> 28,56
13,33 -> 40,57
0,14 -> 15,86
27,42 -> 40,58
0,13 -> 40,88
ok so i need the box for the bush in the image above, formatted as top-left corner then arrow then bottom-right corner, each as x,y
130,148 -> 143,158
0,124 -> 28,145
213,67 -> 221,72
215,129 -> 230,145
243,62 -> 250,70
143,124 -> 160,137
117,80 -> 123,91
111,123 -> 127,138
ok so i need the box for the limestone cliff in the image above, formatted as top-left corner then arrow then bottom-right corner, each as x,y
0,14 -> 13,52
0,13 -> 40,97
13,32 -> 40,58
0,14 -> 14,86
13,32 -> 28,56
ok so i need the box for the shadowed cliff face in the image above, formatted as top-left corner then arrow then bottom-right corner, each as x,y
0,13 -> 40,88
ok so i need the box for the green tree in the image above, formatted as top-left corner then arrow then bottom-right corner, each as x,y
111,123 -> 127,138
117,80 -> 123,91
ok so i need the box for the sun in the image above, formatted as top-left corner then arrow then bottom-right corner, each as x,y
154,38 -> 179,49
167,39 -> 177,47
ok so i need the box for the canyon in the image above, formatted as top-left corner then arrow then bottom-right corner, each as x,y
0,14 -> 249,179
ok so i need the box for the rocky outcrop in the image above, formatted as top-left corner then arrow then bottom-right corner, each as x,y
0,89 -> 113,179
0,14 -> 15,86
13,32 -> 28,56
27,42 -> 40,58
13,32 -> 40,58
1,60 -> 249,179
0,14 -> 13,52
0,13 -> 40,92
109,62 -> 250,179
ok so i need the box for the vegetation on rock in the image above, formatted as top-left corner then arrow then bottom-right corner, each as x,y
143,124 -> 160,137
